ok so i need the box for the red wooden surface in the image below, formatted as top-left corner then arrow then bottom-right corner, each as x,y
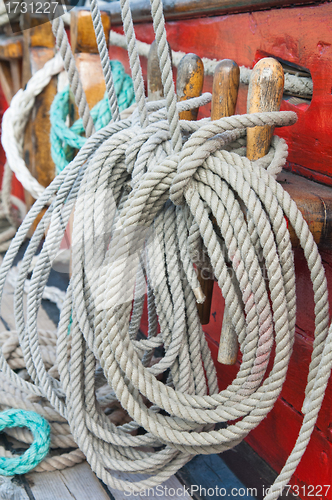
111,1 -> 332,185
109,2 -> 332,498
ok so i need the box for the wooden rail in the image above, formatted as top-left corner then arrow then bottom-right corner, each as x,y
102,0 -> 322,25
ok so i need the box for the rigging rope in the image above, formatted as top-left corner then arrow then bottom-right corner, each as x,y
0,0 -> 331,497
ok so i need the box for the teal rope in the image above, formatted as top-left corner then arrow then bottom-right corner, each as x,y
0,410 -> 50,475
50,60 -> 135,174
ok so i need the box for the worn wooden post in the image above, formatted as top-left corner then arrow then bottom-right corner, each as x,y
210,60 -> 241,365
147,40 -> 163,101
177,53 -> 204,121
176,53 -> 209,323
147,40 -> 172,101
218,58 -> 284,364
70,8 -> 110,112
22,18 -> 57,217
246,57 -> 284,160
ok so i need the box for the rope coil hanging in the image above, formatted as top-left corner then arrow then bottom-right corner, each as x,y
0,0 -> 331,496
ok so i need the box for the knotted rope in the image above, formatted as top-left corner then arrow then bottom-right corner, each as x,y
0,0 -> 331,496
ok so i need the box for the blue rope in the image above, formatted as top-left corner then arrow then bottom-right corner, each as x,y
0,409 -> 51,475
50,60 -> 135,174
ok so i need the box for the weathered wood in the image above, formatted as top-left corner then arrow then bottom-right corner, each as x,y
176,53 -> 208,323
22,20 -> 57,219
26,463 -> 110,500
177,53 -> 204,121
148,41 -> 163,101
147,40 -> 172,101
108,472 -> 192,500
279,170 -> 332,251
246,57 -> 284,160
211,59 -> 240,120
105,0 -> 320,25
0,35 -> 22,60
114,2 -> 332,185
0,61 -> 15,102
211,60 -> 240,365
70,9 -> 110,112
0,35 -> 23,102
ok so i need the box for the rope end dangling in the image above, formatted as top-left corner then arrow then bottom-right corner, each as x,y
193,286 -> 206,304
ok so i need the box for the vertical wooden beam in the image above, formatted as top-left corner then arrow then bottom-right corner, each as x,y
176,53 -> 210,323
22,18 -> 57,217
70,9 -> 110,111
210,60 -> 240,365
246,57 -> 284,160
147,40 -> 172,101
0,35 -> 23,103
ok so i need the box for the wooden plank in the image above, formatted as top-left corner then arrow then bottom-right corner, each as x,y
22,20 -> 57,222
71,9 -> 110,111
26,462 -> 110,500
108,472 -> 192,500
177,454 -> 255,499
71,9 -> 110,54
0,34 -> 22,60
103,0 -> 324,25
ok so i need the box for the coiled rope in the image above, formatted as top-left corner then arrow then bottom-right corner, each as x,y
0,0 -> 331,496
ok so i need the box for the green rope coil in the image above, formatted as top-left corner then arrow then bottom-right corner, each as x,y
50,60 -> 135,174
0,409 -> 50,475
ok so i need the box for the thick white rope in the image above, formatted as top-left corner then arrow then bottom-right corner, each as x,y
0,1 -> 330,497
1,92 -> 331,495
1,54 -> 64,199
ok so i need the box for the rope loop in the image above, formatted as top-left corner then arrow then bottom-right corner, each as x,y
0,410 -> 50,475
170,110 -> 297,206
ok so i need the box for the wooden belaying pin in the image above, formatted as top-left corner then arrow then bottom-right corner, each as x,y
247,57 -> 284,160
147,40 -> 172,101
177,53 -> 204,121
210,60 -> 241,365
176,53 -> 206,314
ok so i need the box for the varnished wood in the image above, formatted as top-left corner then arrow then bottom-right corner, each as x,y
176,53 -> 209,324
70,9 -> 111,115
22,21 -> 57,222
0,35 -> 23,102
70,9 -> 110,54
105,0 -> 320,25
246,57 -> 284,160
210,59 -> 240,363
211,59 -> 240,120
177,53 -> 204,121
29,21 -> 55,49
0,62 -> 15,102
0,35 -> 22,60
280,171 -> 332,251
